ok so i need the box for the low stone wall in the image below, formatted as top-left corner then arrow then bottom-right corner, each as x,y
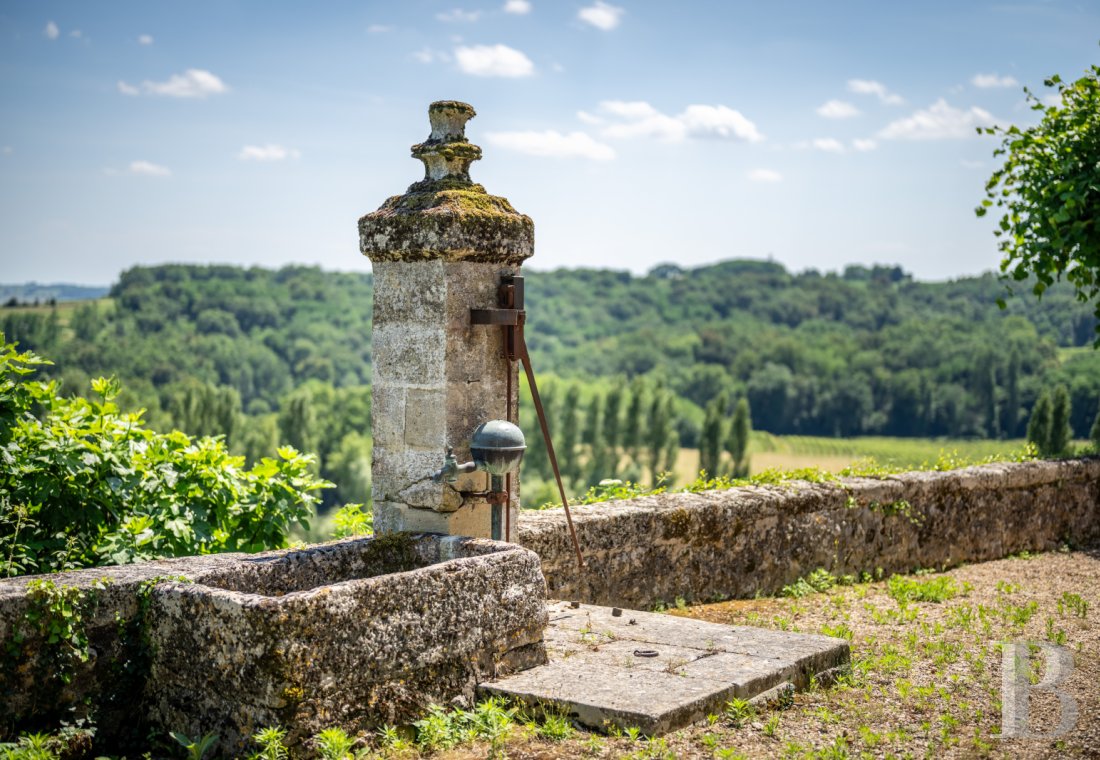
518,458 -> 1100,608
0,535 -> 547,753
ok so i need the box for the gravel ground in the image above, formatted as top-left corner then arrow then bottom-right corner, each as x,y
427,548 -> 1100,759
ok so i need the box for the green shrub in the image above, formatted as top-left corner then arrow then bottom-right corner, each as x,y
331,503 -> 372,538
0,337 -> 329,577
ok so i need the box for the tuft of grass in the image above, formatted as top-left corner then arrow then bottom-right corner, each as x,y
782,568 -> 843,598
1059,591 -> 1089,618
887,574 -> 964,604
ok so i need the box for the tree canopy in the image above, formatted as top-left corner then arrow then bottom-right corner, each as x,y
977,54 -> 1100,335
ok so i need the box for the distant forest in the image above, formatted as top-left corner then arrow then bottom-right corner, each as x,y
3,260 -> 1098,506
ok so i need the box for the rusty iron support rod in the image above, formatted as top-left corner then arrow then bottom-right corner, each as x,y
505,357 -> 513,543
503,280 -> 516,543
518,318 -> 584,569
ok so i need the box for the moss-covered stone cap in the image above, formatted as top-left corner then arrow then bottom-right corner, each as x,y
359,100 -> 534,264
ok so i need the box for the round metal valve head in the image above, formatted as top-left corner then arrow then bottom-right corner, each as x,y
470,419 -> 526,476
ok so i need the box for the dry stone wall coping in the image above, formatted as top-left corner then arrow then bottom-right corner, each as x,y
519,458 -> 1100,608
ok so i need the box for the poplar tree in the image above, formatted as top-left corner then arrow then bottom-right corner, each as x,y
646,388 -> 674,484
603,384 -> 623,466
583,393 -> 602,446
559,385 -> 581,481
583,393 -> 608,482
974,353 -> 999,439
1027,391 -> 1052,456
622,381 -> 645,467
727,397 -> 752,478
699,394 -> 728,477
1049,385 -> 1072,456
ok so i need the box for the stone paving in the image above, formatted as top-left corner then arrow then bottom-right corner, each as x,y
481,601 -> 850,735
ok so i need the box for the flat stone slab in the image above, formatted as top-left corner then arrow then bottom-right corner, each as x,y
479,601 -> 849,735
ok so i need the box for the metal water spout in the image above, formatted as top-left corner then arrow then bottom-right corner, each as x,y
432,420 -> 526,541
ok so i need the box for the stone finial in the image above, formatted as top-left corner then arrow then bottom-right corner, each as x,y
412,101 -> 483,185
427,100 -> 476,141
359,100 -> 534,264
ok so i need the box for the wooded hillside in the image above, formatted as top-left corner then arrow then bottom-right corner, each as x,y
3,260 -> 1097,505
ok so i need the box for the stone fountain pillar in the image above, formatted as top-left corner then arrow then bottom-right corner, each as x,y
360,101 -> 533,538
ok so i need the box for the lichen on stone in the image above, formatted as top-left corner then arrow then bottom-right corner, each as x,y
359,100 -> 534,264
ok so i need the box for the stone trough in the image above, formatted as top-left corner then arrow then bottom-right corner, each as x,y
0,534 -> 547,755
145,534 -> 547,753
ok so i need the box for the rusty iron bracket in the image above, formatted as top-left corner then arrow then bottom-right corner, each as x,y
469,273 -> 584,569
470,274 -> 525,361
470,308 -> 522,325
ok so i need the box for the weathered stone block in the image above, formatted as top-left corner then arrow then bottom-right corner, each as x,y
405,388 -> 447,449
372,261 -> 447,325
371,383 -> 406,447
371,323 -> 446,385
370,447 -> 447,507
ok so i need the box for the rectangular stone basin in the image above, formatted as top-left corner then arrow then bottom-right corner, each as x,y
145,534 -> 547,754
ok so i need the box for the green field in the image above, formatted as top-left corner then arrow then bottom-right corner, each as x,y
672,434 -> 1034,484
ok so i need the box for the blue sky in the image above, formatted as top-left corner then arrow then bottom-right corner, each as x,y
1,1 -> 1097,285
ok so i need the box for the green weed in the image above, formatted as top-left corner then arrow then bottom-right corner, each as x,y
170,732 -> 218,760
887,574 -> 963,604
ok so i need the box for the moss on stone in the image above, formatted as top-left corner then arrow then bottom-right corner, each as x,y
359,185 -> 535,264
412,142 -> 481,161
379,188 -> 522,217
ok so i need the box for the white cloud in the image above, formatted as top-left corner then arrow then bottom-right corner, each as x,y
118,69 -> 228,98
596,100 -> 763,143
601,101 -> 659,120
960,159 -> 985,169
129,160 -> 171,177
44,21 -> 59,40
577,110 -> 604,125
138,34 -> 154,45
69,30 -> 82,39
578,1 -> 624,30
367,24 -> 392,33
2,146 -> 12,155
679,105 -> 764,142
600,101 -> 684,140
811,137 -> 845,153
503,0 -> 532,13
413,48 -> 437,64
971,73 -> 1019,89
487,130 -> 615,161
238,144 -> 301,162
747,168 -> 782,183
816,99 -> 860,119
878,99 -> 994,140
454,44 -> 534,77
852,138 -> 878,152
437,8 -> 482,22
848,79 -> 904,105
